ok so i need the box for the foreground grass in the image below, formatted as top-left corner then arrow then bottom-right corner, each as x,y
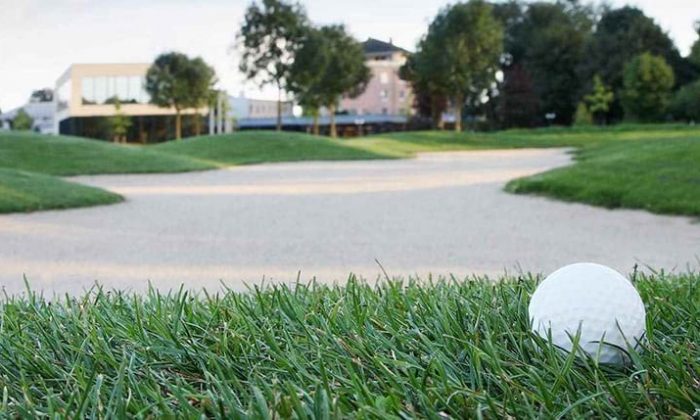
0,168 -> 122,213
155,131 -> 388,165
0,274 -> 697,417
0,131 -> 212,176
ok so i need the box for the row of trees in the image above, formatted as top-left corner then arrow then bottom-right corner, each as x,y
402,0 -> 700,130
237,0 -> 370,136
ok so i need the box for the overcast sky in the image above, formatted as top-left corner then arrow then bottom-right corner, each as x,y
0,0 -> 698,111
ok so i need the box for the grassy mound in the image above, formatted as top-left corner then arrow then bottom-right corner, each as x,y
0,131 -> 212,176
155,130 -> 390,165
0,168 -> 122,213
506,137 -> 700,216
0,274 -> 697,417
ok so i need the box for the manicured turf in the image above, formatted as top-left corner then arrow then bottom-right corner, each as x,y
0,274 -> 696,417
506,137 -> 700,216
1,125 -> 699,215
155,130 -> 388,165
0,131 -> 212,176
0,168 -> 122,213
350,124 -> 700,216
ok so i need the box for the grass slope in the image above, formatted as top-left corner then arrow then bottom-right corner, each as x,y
506,137 -> 700,216
0,274 -> 697,417
352,124 -> 700,216
0,168 -> 122,213
155,130 -> 389,165
0,131 -> 212,176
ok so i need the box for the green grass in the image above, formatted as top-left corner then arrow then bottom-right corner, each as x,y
0,274 -> 697,417
0,131 -> 212,176
155,130 -> 389,165
0,168 -> 123,213
506,138 -> 700,216
2,125 -> 700,215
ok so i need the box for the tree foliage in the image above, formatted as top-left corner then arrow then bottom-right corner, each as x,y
145,52 -> 216,140
585,6 -> 692,121
584,75 -> 614,124
12,109 -> 33,131
504,1 -> 593,126
288,25 -> 369,138
690,21 -> 700,68
416,0 -> 503,132
670,80 -> 700,122
110,101 -> 132,143
238,0 -> 307,130
622,53 -> 675,122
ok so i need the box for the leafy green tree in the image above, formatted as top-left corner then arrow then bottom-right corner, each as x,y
145,52 -> 216,140
12,109 -> 33,131
584,75 -> 614,125
288,27 -> 327,135
238,0 -> 307,131
423,0 -> 503,132
400,36 -> 449,129
110,101 -> 132,143
622,53 -> 675,122
185,58 -> 217,136
690,21 -> 700,68
585,7 -> 694,121
288,25 -> 369,138
670,80 -> 700,122
503,1 -> 593,126
573,102 -> 593,126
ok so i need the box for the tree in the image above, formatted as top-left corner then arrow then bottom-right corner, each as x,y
573,102 -> 593,126
422,0 -> 503,132
584,75 -> 614,125
622,53 -> 675,122
145,52 -> 216,140
288,27 -> 327,135
238,0 -> 307,131
670,80 -> 700,122
185,58 -> 217,136
690,21 -> 700,68
585,6 -> 694,121
110,100 -> 132,143
502,1 -> 593,126
288,25 -> 369,138
12,109 -> 33,131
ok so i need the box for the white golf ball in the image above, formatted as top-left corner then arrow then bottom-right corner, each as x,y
528,263 -> 646,365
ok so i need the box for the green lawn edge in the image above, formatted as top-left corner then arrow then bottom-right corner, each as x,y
1,273 -> 697,417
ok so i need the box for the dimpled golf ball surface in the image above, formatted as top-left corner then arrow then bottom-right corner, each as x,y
529,263 -> 646,365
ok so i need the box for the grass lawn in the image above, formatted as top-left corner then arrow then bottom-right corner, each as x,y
0,168 -> 122,213
1,125 -> 699,215
154,130 -> 389,165
0,274 -> 696,417
0,131 -> 212,176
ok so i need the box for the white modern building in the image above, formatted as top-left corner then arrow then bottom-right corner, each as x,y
0,89 -> 56,134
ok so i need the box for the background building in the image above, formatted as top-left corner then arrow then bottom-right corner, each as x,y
0,89 -> 56,133
55,63 -> 209,142
339,38 -> 414,116
228,93 -> 294,120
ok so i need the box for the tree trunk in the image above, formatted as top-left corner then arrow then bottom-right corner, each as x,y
454,94 -> 463,132
193,113 -> 202,136
431,96 -> 442,129
175,108 -> 182,140
312,111 -> 319,136
276,85 -> 282,132
329,103 -> 337,138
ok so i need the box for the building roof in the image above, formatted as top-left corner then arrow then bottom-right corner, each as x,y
362,38 -> 409,55
237,114 -> 407,129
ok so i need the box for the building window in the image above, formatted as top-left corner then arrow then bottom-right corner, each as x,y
380,89 -> 388,99
382,108 -> 388,115
399,90 -> 405,99
82,75 -> 148,105
380,72 -> 389,84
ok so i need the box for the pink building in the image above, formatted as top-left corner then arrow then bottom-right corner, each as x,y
340,38 -> 413,116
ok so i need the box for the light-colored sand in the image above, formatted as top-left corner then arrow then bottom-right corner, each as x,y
1,148 -> 698,295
